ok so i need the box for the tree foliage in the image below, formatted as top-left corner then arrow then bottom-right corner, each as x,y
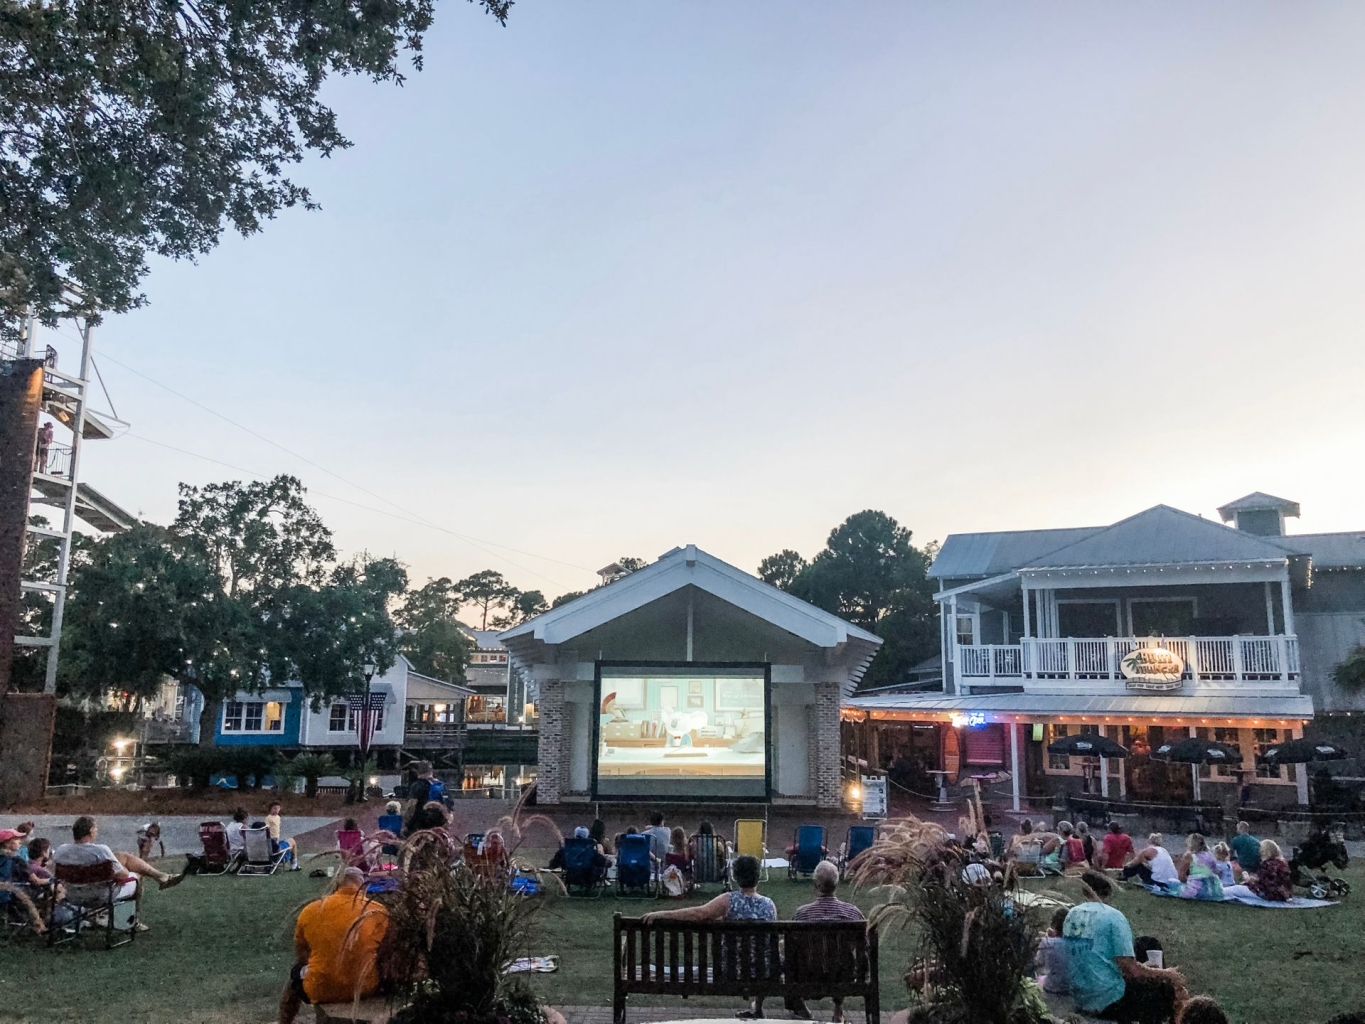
1334,645 -> 1365,691
397,576 -> 471,683
456,569 -> 517,630
0,0 -> 511,332
761,510 -> 938,688
495,588 -> 547,629
550,590 -> 584,608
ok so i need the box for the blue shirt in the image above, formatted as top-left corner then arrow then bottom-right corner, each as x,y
1063,901 -> 1134,1012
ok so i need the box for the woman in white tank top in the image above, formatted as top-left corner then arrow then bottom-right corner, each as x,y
1120,832 -> 1180,886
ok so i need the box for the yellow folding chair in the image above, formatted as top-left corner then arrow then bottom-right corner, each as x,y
732,818 -> 769,882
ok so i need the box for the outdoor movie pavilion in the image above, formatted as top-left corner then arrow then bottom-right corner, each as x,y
498,544 -> 881,808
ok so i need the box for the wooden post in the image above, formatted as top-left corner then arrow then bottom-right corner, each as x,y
1010,723 -> 1021,812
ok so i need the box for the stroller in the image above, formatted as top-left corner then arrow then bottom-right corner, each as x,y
1290,824 -> 1351,898
615,833 -> 659,898
561,836 -> 607,897
837,824 -> 877,880
788,824 -> 826,880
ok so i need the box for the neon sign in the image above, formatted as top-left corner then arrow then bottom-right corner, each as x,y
950,712 -> 989,728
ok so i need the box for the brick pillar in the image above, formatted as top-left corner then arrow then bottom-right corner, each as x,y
814,682 -> 843,809
536,682 -> 564,805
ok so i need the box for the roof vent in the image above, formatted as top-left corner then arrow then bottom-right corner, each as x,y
1216,492 -> 1300,537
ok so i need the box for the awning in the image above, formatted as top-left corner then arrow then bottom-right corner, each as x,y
405,673 -> 474,702
845,691 -> 1314,721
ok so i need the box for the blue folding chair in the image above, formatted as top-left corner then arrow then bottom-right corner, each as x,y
838,824 -> 877,880
615,833 -> 659,898
562,836 -> 606,897
788,824 -> 826,880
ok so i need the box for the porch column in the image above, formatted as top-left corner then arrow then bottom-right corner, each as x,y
1188,724 -> 1200,802
1010,722 -> 1021,812
1293,723 -> 1310,805
1100,755 -> 1110,797
1280,570 -> 1296,635
1021,581 -> 1032,638
1263,581 -> 1276,634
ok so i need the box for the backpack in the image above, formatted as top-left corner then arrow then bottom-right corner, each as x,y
424,777 -> 446,804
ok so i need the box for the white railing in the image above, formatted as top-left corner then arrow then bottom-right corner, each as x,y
955,635 -> 1299,687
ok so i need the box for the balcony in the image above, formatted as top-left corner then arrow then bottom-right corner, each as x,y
956,635 -> 1299,694
403,722 -> 467,749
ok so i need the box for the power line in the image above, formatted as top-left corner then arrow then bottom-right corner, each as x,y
123,432 -> 582,589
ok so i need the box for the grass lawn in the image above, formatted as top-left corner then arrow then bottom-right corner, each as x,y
2,857 -> 1361,1024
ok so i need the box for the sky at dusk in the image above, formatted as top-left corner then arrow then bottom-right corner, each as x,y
36,1 -> 1365,602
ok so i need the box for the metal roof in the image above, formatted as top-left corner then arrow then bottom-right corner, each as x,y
1217,492 -> 1301,521
846,691 -> 1315,719
928,527 -> 1102,579
1021,505 -> 1295,570
1277,532 -> 1365,569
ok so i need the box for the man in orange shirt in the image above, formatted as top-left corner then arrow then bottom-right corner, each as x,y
280,868 -> 389,1024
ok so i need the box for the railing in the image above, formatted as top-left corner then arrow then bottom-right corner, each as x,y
35,442 -> 73,478
142,719 -> 193,744
956,635 -> 1299,688
404,723 -> 467,748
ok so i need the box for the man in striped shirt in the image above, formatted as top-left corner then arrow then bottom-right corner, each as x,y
791,860 -> 866,1022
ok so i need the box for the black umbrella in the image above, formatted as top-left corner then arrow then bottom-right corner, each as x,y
1151,737 -> 1241,765
1047,733 -> 1129,758
1257,738 -> 1351,766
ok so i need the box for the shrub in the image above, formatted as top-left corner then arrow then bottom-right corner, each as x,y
288,753 -> 340,798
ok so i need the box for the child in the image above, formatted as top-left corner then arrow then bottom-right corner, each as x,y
264,802 -> 299,869
136,822 -> 165,861
1036,907 -> 1071,993
665,826 -> 690,873
1211,842 -> 1235,886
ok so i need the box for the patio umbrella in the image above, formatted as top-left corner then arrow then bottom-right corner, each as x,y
1257,738 -> 1351,766
1152,737 -> 1242,801
1046,733 -> 1129,758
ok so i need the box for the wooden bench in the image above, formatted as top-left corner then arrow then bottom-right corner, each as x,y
612,914 -> 879,1024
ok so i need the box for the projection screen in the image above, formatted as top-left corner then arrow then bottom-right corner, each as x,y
593,662 -> 771,801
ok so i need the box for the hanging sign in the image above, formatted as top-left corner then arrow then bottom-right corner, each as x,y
1120,647 -> 1184,686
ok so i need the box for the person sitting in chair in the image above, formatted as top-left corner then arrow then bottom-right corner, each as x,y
279,867 -> 388,1024
52,816 -> 186,932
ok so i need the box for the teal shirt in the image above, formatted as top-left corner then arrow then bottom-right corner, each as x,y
1230,833 -> 1261,872
1063,901 -> 1134,1012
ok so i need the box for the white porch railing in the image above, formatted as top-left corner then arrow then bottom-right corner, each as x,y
955,635 -> 1299,688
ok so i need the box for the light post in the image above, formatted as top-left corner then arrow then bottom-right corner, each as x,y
356,657 -> 378,802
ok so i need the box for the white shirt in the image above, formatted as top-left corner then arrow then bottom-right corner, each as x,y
1147,845 -> 1179,885
52,841 -> 131,903
226,821 -> 247,852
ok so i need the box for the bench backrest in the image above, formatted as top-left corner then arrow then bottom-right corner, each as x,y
613,915 -> 877,998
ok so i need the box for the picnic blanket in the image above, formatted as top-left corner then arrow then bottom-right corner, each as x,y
1140,884 -> 1337,909
505,956 -> 559,974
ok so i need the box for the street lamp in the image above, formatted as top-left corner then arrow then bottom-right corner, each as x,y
356,657 -> 379,802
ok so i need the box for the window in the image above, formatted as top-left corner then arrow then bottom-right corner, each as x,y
263,701 -> 283,732
245,703 -> 263,731
329,704 -> 348,732
1253,728 -> 1283,780
1047,725 -> 1071,771
955,614 -> 978,647
223,701 -> 244,732
223,700 -> 286,734
1212,727 -> 1244,779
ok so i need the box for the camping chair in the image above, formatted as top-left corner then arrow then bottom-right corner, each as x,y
732,818 -> 770,881
614,833 -> 659,898
238,827 -> 286,877
463,831 -> 511,886
561,836 -> 606,897
376,811 -> 404,857
47,860 -> 138,949
688,832 -> 729,889
336,829 -> 371,873
837,824 -> 877,880
788,824 -> 826,880
195,821 -> 234,875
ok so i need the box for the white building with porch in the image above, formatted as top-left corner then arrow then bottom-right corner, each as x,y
846,493 -> 1365,812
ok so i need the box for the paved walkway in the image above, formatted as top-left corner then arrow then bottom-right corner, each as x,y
10,813 -> 338,857
559,1008 -> 868,1024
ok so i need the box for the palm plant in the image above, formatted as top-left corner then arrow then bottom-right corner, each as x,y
288,752 -> 340,798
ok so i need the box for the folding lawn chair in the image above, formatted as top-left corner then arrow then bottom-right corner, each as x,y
837,824 -> 877,880
561,836 -> 606,897
614,833 -> 659,898
464,831 -> 511,886
238,827 -> 286,876
688,832 -> 729,889
376,811 -> 404,857
336,829 -> 371,873
47,860 -> 138,949
195,821 -> 234,875
732,818 -> 769,881
787,823 -> 826,880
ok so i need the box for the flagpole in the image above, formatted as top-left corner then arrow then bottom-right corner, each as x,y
357,658 -> 378,803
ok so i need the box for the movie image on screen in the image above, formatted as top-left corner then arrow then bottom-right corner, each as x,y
594,664 -> 768,800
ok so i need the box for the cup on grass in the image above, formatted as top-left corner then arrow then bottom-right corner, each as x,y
1146,949 -> 1164,969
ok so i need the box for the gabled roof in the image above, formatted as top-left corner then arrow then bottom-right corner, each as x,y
499,544 -> 881,652
1278,532 -> 1365,569
928,527 -> 1103,579
405,671 -> 475,701
457,624 -> 507,650
1021,505 -> 1295,570
1217,492 -> 1301,521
